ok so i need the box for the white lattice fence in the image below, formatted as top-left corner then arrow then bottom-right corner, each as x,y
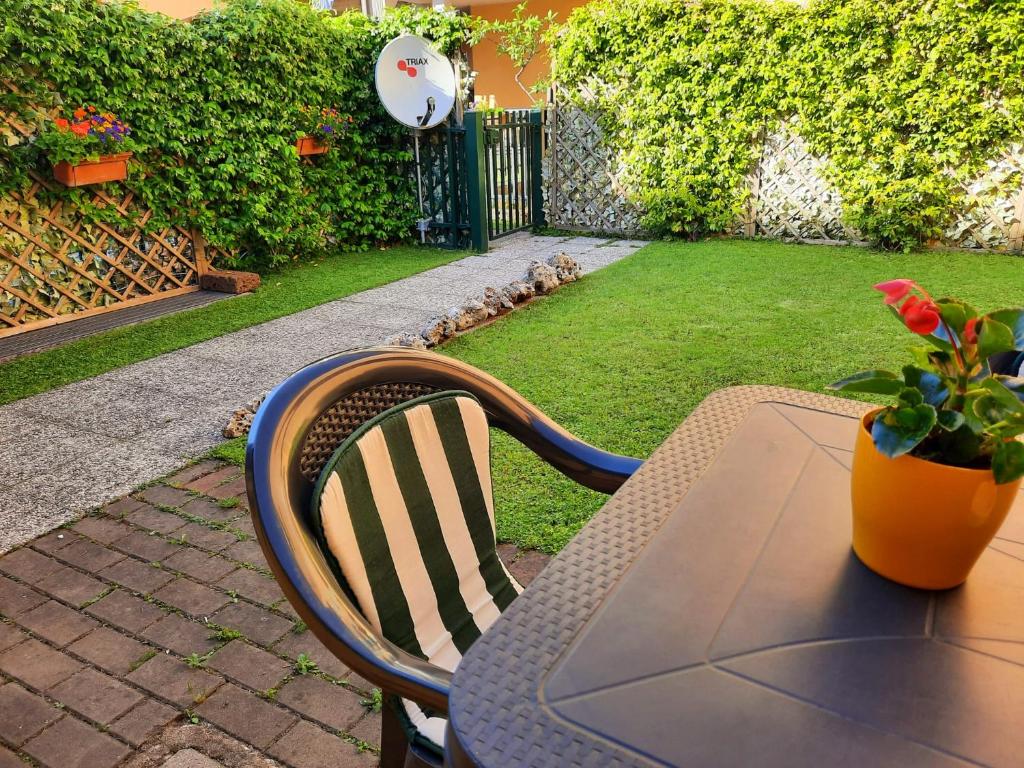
544,95 -> 643,235
546,96 -> 1024,252
740,124 -> 863,244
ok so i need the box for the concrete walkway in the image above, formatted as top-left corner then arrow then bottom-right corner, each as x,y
0,233 -> 646,552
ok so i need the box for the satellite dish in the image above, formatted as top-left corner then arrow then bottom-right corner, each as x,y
375,35 -> 457,130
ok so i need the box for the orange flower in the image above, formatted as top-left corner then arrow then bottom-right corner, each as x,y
71,122 -> 90,137
55,118 -> 70,130
73,108 -> 86,119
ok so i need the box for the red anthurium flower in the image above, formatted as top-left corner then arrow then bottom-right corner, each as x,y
903,300 -> 941,335
963,317 -> 979,345
874,279 -> 913,305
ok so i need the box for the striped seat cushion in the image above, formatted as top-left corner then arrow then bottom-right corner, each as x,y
311,391 -> 523,755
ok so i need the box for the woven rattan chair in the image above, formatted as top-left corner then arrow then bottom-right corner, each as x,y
245,347 -> 641,768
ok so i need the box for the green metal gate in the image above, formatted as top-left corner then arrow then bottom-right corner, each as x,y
412,108 -> 545,252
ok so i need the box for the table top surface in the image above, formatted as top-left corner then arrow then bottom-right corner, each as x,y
446,387 -> 1024,768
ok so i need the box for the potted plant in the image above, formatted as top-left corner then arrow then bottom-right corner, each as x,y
295,107 -> 353,157
831,279 -> 1024,589
37,106 -> 136,187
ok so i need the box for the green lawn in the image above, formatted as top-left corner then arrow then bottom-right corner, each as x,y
0,245 -> 461,406
213,238 -> 1024,553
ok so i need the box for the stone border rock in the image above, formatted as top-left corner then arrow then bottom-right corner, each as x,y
221,253 -> 582,439
385,252 -> 582,351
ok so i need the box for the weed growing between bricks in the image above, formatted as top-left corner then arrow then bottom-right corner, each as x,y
0,460 -> 382,767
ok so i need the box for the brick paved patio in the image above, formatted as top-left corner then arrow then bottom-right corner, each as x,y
0,460 -> 550,767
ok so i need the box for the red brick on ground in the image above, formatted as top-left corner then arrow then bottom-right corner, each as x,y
109,698 -> 180,746
269,719 -> 378,768
210,601 -> 292,647
217,568 -> 284,606
162,547 -> 236,582
101,497 -> 146,518
0,622 -> 26,653
195,683 -> 297,749
273,630 -> 351,681
138,485 -> 195,509
70,515 -> 132,545
276,675 -> 366,732
99,557 -> 175,594
207,476 -> 247,501
0,682 -> 62,746
0,573 -> 47,616
36,563 -> 107,606
0,546 -> 62,581
166,460 -> 222,488
207,641 -> 290,692
181,497 -> 244,524
49,667 -> 144,724
347,711 -> 382,747
23,713 -> 130,768
171,522 -> 238,553
0,637 -> 84,689
126,653 -> 223,708
86,589 -> 165,633
124,504 -> 188,535
18,600 -> 99,646
67,627 -> 149,676
30,530 -> 78,554
154,578 -> 231,617
222,539 -> 266,568
141,613 -> 219,656
185,466 -> 242,495
0,744 -> 23,768
54,537 -> 125,572
113,530 -> 180,562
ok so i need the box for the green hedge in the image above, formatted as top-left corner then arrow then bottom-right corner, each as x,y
552,0 -> 1024,250
0,0 -> 472,271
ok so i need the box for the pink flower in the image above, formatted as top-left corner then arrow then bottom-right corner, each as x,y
874,279 -> 913,305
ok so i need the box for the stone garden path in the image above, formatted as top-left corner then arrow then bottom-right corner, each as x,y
0,233 -> 646,553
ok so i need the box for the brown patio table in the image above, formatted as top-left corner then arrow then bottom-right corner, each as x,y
444,386 -> 1024,768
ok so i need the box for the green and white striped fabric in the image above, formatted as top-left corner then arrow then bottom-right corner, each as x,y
311,391 -> 522,754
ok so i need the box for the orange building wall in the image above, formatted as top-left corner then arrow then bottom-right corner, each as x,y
469,0 -> 584,109
137,0 -> 211,19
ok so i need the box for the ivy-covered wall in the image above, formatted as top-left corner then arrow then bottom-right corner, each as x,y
0,0 -> 472,271
552,0 -> 1024,250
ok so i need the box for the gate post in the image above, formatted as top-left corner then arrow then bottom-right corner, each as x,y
464,110 -> 490,253
530,109 -> 547,228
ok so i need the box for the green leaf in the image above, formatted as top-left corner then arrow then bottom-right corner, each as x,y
936,410 -> 965,432
871,403 -> 936,458
902,365 -> 949,407
980,378 -> 1024,414
828,370 -> 903,394
988,309 -> 1024,349
992,440 -> 1024,485
978,317 -> 1016,360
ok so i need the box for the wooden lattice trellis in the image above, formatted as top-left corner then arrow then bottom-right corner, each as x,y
740,122 -> 863,244
545,90 -> 643,235
0,173 -> 211,337
546,92 -> 1024,253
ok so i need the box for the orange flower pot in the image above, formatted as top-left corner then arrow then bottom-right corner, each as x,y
53,152 -> 132,187
295,136 -> 328,156
851,410 -> 1021,589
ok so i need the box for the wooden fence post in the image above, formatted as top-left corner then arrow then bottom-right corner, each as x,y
464,110 -> 490,253
1010,183 -> 1024,255
530,109 -> 547,228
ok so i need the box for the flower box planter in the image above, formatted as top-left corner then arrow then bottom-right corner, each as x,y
54,152 -> 132,187
295,136 -> 328,156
